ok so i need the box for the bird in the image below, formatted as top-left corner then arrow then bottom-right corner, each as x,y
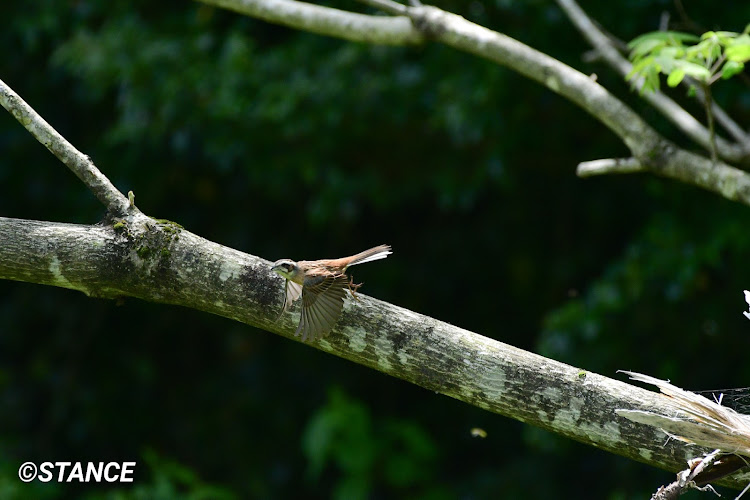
271,245 -> 392,341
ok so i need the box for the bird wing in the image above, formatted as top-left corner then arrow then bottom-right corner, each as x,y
277,280 -> 303,321
296,274 -> 348,341
285,280 -> 303,311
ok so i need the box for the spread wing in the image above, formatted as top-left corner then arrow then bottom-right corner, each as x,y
277,280 -> 303,321
296,274 -> 349,341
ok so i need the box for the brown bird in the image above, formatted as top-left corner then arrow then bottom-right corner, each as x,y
271,245 -> 392,341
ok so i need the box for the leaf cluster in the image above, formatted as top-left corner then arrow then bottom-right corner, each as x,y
627,25 -> 750,93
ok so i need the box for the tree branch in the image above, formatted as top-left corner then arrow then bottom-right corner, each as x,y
399,6 -> 750,203
577,157 -> 644,177
0,78 -> 131,216
555,0 -> 750,163
355,0 -> 408,16
196,0 -> 423,45
1,214 -> 748,488
199,0 -> 750,205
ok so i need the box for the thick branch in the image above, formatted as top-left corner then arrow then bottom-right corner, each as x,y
0,215 -> 748,488
556,0 -> 750,164
196,0 -> 423,45
0,79 -> 130,215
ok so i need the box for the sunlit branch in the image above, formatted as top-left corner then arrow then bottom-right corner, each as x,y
577,157 -> 644,177
196,0 -> 422,45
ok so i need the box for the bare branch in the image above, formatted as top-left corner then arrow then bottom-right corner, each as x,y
355,0 -> 407,16
555,0 -> 750,164
0,79 -> 131,216
577,157 -> 644,177
196,0 -> 423,45
1,214 -> 749,489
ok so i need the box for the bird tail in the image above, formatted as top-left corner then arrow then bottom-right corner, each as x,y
347,244 -> 392,267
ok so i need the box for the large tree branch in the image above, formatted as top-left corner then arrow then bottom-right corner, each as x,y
1,214 -> 748,489
555,0 -> 750,163
196,0 -> 423,44
0,79 -> 131,216
196,0 -> 750,206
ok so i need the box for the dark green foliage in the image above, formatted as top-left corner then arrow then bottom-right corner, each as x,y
302,388 -> 444,499
2,1 -> 750,498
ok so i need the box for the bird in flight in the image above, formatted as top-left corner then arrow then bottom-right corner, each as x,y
271,245 -> 392,341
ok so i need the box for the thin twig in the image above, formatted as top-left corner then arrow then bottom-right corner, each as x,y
688,81 -> 749,145
709,53 -> 727,76
738,479 -> 750,499
0,78 -> 130,216
704,83 -> 718,163
672,0 -> 704,33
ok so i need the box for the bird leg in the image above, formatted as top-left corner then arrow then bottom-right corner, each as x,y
347,276 -> 363,300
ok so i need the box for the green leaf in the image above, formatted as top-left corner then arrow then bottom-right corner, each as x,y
658,46 -> 685,60
628,38 -> 666,59
627,56 -> 656,78
673,60 -> 711,81
666,68 -> 685,87
626,58 -> 661,94
721,60 -> 745,79
687,38 -> 721,64
726,34 -> 750,62
628,31 -> 699,49
652,54 -> 678,73
643,69 -> 661,93
712,31 -> 740,43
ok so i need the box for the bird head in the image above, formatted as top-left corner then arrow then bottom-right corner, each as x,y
271,259 -> 299,280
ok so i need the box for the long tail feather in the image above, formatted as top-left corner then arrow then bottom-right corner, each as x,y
347,244 -> 392,267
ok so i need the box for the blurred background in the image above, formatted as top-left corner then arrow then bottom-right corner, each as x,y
1,0 -> 750,498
